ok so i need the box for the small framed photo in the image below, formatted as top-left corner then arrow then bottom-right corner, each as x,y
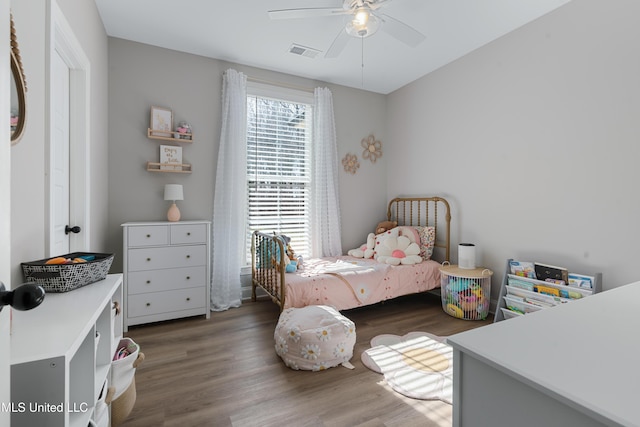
150,106 -> 173,137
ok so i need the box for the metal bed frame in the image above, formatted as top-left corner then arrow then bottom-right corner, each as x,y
251,196 -> 451,311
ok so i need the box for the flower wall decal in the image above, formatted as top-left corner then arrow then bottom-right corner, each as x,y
342,153 -> 360,175
361,134 -> 382,163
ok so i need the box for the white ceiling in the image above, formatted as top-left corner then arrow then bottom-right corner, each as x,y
94,0 -> 571,94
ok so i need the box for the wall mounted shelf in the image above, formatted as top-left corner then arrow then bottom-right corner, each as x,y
147,128 -> 193,143
146,162 -> 192,173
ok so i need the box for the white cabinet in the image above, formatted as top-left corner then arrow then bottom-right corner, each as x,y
122,221 -> 211,331
448,282 -> 639,427
10,274 -> 124,427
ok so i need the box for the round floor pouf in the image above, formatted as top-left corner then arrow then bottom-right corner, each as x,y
274,305 -> 356,371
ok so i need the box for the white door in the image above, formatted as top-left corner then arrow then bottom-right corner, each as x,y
48,4 -> 91,257
51,49 -> 71,255
1,4 -> 12,422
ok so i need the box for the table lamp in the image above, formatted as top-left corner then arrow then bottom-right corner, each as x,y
164,184 -> 183,222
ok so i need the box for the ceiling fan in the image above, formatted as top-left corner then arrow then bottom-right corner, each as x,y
268,0 -> 426,58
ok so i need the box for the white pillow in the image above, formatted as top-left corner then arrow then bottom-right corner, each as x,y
397,225 -> 420,244
373,227 -> 400,260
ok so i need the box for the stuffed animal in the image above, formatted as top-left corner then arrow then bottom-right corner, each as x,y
347,233 -> 375,258
375,235 -> 422,265
375,220 -> 397,235
277,234 -> 299,273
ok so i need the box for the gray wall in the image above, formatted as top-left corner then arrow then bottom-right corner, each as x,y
387,0 -> 640,298
15,0 -> 638,306
106,38 -> 388,273
10,0 -> 109,285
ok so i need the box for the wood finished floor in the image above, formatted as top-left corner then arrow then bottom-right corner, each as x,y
120,293 -> 492,427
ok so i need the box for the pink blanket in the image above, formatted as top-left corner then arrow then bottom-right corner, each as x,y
283,256 -> 442,310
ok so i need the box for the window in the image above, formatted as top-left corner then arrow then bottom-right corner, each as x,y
245,83 -> 313,263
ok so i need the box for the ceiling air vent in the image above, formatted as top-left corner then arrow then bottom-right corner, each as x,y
288,44 -> 321,59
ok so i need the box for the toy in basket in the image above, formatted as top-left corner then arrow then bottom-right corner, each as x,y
21,252 -> 114,293
440,264 -> 493,320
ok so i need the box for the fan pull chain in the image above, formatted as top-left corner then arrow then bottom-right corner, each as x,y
361,35 -> 365,88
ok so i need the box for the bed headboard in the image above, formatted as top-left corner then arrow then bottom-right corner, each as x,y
386,196 -> 451,263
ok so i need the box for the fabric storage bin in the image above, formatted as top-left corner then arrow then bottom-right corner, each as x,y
440,264 -> 493,320
111,338 -> 144,426
112,338 -> 144,399
110,378 -> 137,427
21,252 -> 114,292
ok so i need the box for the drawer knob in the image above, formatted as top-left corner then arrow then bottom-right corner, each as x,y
187,232 -> 191,236
146,234 -> 151,238
186,297 -> 191,301
186,276 -> 190,280
146,280 -> 151,284
186,255 -> 191,259
146,303 -> 151,307
146,257 -> 151,262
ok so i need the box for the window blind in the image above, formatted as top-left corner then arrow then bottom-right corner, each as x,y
246,92 -> 313,263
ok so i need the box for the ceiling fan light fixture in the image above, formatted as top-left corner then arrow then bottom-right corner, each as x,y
354,8 -> 369,26
346,7 -> 379,38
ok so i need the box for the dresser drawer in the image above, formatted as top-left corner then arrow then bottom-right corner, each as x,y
128,245 -> 207,271
127,266 -> 206,294
127,287 -> 207,318
170,223 -> 207,245
128,225 -> 169,247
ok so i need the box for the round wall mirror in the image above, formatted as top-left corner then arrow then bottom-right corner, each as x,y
10,13 -> 27,145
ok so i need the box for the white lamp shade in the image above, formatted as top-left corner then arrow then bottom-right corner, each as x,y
164,184 -> 184,201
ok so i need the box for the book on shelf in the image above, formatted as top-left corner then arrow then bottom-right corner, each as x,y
534,262 -> 569,284
568,273 -> 594,289
509,260 -> 536,278
536,284 -> 561,298
506,285 -> 565,306
525,298 -> 556,308
507,276 -> 535,292
507,274 -> 592,299
160,145 -> 183,171
505,294 -> 555,309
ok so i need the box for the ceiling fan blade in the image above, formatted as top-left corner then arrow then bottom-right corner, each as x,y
325,28 -> 351,58
268,7 -> 350,20
378,13 -> 426,47
368,0 -> 394,11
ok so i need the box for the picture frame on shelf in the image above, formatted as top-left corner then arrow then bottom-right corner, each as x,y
160,145 -> 182,171
150,106 -> 173,137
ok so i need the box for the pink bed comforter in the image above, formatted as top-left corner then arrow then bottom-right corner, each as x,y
283,256 -> 442,310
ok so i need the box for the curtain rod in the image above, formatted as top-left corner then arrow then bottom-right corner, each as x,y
247,76 -> 315,94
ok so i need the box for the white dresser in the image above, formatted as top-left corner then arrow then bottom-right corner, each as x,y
122,221 -> 211,331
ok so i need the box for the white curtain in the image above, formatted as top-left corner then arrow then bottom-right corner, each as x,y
210,69 -> 247,311
311,87 -> 342,257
